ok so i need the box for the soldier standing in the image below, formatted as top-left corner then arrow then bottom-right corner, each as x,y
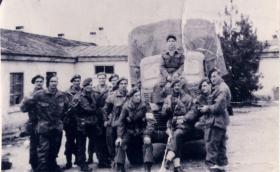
22,75 -> 66,172
162,80 -> 198,172
114,89 -> 156,172
102,77 -> 128,164
89,72 -> 111,168
199,69 -> 231,172
194,78 -> 212,130
108,74 -> 119,94
62,74 -> 81,169
160,34 -> 185,82
75,78 -> 100,172
20,75 -> 44,171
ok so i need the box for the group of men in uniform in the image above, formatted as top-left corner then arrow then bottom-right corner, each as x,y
20,34 -> 231,172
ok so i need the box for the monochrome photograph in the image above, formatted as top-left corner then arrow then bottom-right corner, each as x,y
0,0 -> 279,171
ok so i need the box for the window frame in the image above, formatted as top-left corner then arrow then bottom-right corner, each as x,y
9,72 -> 24,106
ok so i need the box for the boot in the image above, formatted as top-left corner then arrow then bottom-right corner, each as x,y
165,159 -> 172,170
87,155 -> 93,164
62,155 -> 72,170
80,164 -> 92,172
144,163 -> 152,172
116,163 -> 125,172
174,166 -> 186,172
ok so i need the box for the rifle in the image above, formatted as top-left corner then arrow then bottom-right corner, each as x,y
158,132 -> 172,172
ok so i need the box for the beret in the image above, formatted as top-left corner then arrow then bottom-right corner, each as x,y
82,78 -> 93,87
70,74 -> 81,82
127,87 -> 140,97
166,34 -> 177,41
109,74 -> 119,82
116,77 -> 128,86
31,75 -> 44,84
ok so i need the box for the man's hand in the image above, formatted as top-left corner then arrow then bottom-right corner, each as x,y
166,128 -> 172,136
104,121 -> 110,127
199,105 -> 209,113
143,136 -> 151,145
165,82 -> 172,89
167,75 -> 172,82
115,138 -> 122,146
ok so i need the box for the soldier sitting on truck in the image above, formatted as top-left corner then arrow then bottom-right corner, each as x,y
160,34 -> 185,82
162,79 -> 198,172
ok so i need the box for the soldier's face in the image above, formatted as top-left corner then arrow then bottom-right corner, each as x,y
72,78 -> 81,88
34,78 -> 44,89
84,83 -> 93,92
167,38 -> 176,51
119,80 -> 128,91
173,83 -> 181,93
201,81 -> 211,94
210,72 -> 221,86
111,77 -> 119,87
98,75 -> 106,85
132,91 -> 141,103
49,77 -> 58,89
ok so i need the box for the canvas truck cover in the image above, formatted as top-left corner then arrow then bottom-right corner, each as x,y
128,18 -> 228,85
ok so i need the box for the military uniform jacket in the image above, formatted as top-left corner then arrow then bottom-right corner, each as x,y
206,80 -> 231,130
93,85 -> 110,108
74,90 -> 99,128
162,90 -> 197,129
22,89 -> 67,134
102,89 -> 127,127
63,86 -> 81,126
20,87 -> 43,126
160,48 -> 185,76
117,100 -> 156,138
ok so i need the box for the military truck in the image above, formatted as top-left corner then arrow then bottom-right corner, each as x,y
127,18 -> 228,163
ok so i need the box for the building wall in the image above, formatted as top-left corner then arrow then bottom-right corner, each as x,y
1,56 -> 130,120
1,59 -> 75,115
256,57 -> 279,99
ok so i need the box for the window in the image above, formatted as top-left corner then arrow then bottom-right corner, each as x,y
95,65 -> 114,74
10,73 -> 24,106
46,72 -> 57,87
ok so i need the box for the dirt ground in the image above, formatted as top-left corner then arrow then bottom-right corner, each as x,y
2,103 -> 279,172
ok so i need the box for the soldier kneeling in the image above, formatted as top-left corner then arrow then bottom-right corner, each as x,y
114,89 -> 156,172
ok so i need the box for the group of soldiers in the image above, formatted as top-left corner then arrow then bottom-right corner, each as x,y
20,34 -> 231,172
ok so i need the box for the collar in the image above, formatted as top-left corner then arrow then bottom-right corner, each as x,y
96,84 -> 109,93
127,99 -> 145,109
68,85 -> 81,94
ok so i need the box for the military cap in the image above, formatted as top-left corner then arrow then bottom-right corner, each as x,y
116,77 -> 128,86
109,74 -> 119,82
82,78 -> 93,87
97,72 -> 107,78
171,79 -> 181,88
70,74 -> 81,82
166,34 -> 177,41
127,87 -> 140,97
208,67 -> 220,79
31,75 -> 44,84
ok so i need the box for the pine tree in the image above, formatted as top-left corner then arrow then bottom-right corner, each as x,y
219,0 -> 268,102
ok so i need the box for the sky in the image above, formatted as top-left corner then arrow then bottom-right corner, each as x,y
0,0 -> 279,45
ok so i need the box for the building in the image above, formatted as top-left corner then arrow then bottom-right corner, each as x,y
256,37 -> 279,100
1,29 -> 129,130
